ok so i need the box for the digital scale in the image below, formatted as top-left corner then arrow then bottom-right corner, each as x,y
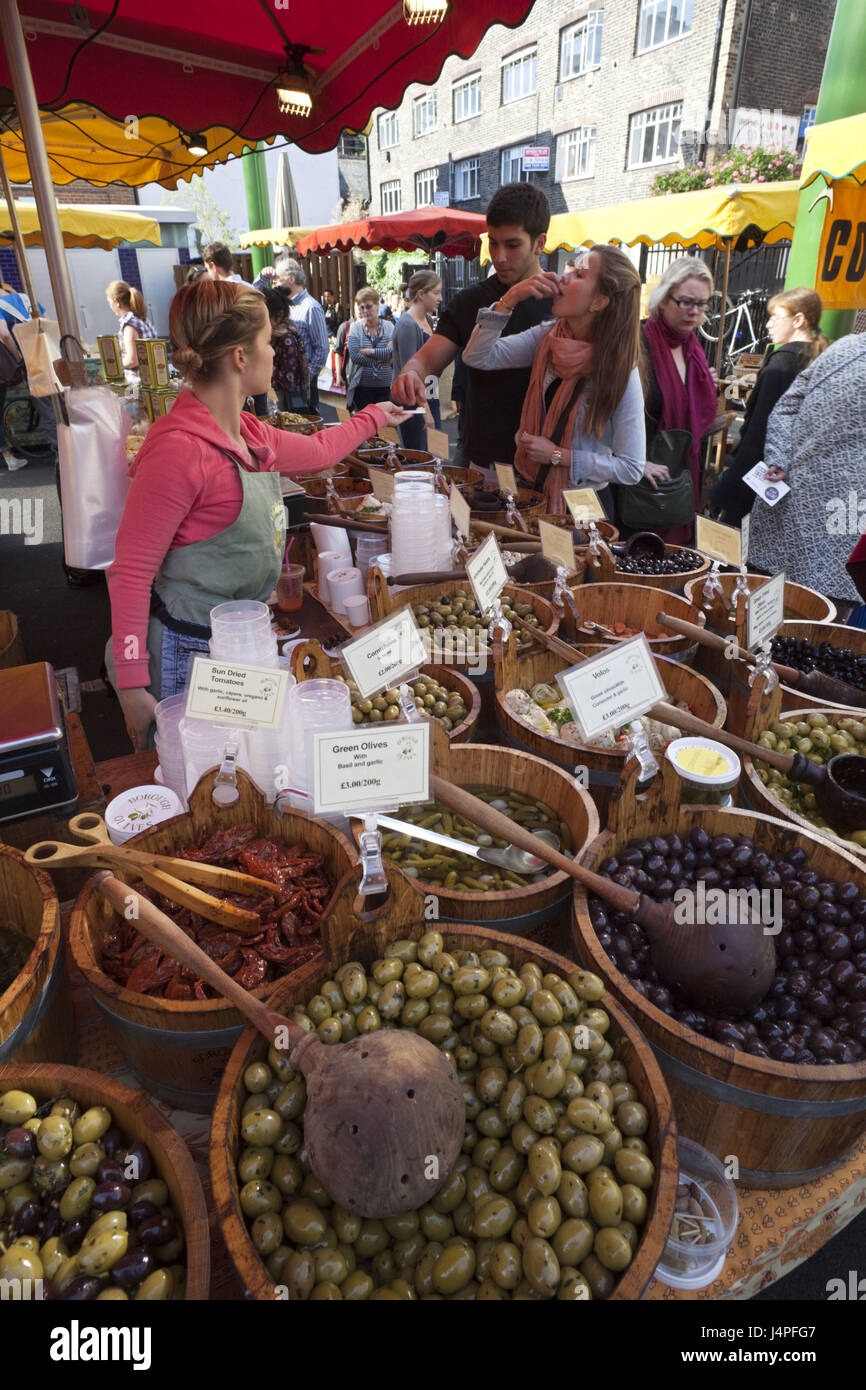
0,663 -> 78,822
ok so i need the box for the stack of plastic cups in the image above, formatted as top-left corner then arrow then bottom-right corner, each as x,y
179,716 -> 240,801
391,474 -> 438,579
285,679 -> 354,825
354,534 -> 384,578
207,598 -> 292,804
433,492 -> 453,572
153,692 -> 189,807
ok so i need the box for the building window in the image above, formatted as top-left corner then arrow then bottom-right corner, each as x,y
412,91 -> 438,138
378,112 -> 399,150
627,102 -> 682,168
415,167 -> 438,207
555,126 -> 597,181
501,46 -> 537,105
501,143 -> 532,184
380,179 -> 401,213
636,0 -> 694,53
560,11 -> 603,80
338,132 -> 366,159
454,156 -> 480,200
453,73 -> 481,123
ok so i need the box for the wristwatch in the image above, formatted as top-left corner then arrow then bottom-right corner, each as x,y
550,450 -> 563,468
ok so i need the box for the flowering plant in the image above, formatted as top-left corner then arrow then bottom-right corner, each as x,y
650,146 -> 801,195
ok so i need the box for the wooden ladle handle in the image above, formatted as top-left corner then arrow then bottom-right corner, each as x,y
428,775 -> 659,924
92,873 -> 302,1048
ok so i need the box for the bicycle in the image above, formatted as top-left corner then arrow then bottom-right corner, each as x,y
698,288 -> 769,373
2,387 -> 53,460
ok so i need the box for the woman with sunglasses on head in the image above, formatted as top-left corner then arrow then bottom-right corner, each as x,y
462,245 -> 656,514
642,256 -> 719,544
709,287 -> 827,526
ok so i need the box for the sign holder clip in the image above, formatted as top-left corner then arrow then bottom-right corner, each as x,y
357,813 -> 388,897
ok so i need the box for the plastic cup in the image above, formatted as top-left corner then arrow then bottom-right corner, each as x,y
654,1138 -> 739,1290
344,595 -> 370,628
276,563 -> 305,614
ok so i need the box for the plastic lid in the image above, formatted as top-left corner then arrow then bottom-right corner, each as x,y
654,1247 -> 727,1290
666,737 -> 741,786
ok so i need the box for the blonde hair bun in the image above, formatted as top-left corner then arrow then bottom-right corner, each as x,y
172,345 -> 204,374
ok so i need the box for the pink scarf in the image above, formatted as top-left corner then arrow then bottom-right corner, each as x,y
514,321 -> 594,486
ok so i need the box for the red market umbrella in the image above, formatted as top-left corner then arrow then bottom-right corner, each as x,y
0,0 -> 539,155
296,207 -> 488,260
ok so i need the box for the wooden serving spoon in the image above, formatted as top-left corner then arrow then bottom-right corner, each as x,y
429,775 -> 776,1015
91,872 -> 465,1220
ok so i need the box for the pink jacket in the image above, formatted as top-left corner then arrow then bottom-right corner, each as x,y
109,389 -> 387,689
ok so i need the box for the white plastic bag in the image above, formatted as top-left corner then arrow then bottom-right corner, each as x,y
57,387 -> 132,570
12,317 -> 63,396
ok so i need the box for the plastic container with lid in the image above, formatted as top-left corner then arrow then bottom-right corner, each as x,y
105,785 -> 185,845
665,737 -> 741,807
654,1138 -> 739,1290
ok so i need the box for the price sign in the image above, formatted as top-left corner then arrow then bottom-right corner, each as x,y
186,658 -> 291,729
341,606 -> 427,700
427,428 -> 450,460
695,515 -> 747,568
556,636 -> 666,742
466,531 -> 508,613
538,520 -> 576,574
449,482 -> 471,538
563,488 -> 606,523
746,571 -> 786,651
312,721 -> 430,815
367,467 -> 395,502
494,463 -> 519,496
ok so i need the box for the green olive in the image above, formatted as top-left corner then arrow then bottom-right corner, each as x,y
528,1139 -> 561,1197
561,1134 -> 605,1175
614,1148 -> 655,1190
354,1219 -> 389,1260
78,1228 -> 129,1276
528,1195 -> 562,1239
0,1158 -> 33,1192
71,1106 -> 112,1146
567,1097 -> 614,1137
594,1226 -> 633,1272
522,1236 -> 560,1297
36,1116 -> 73,1159
282,1198 -> 327,1246
488,1241 -> 522,1291
252,1210 -> 283,1256
135,1269 -> 174,1301
589,1175 -> 624,1228
580,1252 -> 615,1300
433,1242 -> 476,1294
473,1193 -> 516,1239
69,1141 -> 105,1177
243,1062 -> 272,1095
616,1100 -> 649,1136
59,1175 -> 96,1222
342,1269 -> 375,1300
0,1090 -> 37,1125
240,1108 -> 283,1148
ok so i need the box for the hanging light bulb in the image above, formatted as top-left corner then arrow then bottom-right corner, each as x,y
185,132 -> 209,158
403,0 -> 449,24
275,46 -> 318,118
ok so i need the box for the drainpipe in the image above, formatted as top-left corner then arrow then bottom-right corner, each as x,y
700,0 -> 729,164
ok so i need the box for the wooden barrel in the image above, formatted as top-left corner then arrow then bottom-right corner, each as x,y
683,572 -> 837,625
304,476 -> 374,515
571,759 -> 866,1186
560,582 -> 708,659
531,514 -> 620,554
501,552 -> 586,599
774,622 -> 866,714
210,863 -> 677,1301
585,538 -> 711,592
493,634 -> 726,816
410,463 -> 484,489
289,639 -> 481,744
0,846 -> 71,1066
351,446 -> 434,475
366,571 -> 558,679
0,1062 -> 209,1297
739,703 -> 866,863
276,411 -> 324,435
0,610 -> 26,668
68,770 -> 356,1111
463,485 -> 546,528
359,739 -> 599,954
294,461 -> 350,484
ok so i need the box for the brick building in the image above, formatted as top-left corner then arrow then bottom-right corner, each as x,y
367,0 -> 834,228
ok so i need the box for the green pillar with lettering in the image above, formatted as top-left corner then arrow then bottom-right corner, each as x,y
242,143 -> 273,278
785,0 -> 866,338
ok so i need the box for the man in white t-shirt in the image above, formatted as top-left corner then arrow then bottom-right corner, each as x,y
201,242 -> 255,291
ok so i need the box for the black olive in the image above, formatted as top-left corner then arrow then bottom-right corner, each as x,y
650,836 -> 669,857
787,971 -> 812,999
91,1180 -> 132,1213
599,857 -> 619,876
621,847 -> 643,868
770,1042 -> 797,1063
710,835 -> 735,859
14,1198 -> 41,1234
62,1217 -> 88,1252
805,988 -> 836,1021
845,973 -> 866,1001
3,1127 -> 36,1160
61,1276 -> 102,1301
776,996 -> 802,1022
97,1157 -> 126,1185
823,931 -> 852,961
689,827 -> 709,851
729,844 -> 754,870
760,870 -> 782,892
101,1126 -> 124,1158
836,882 -> 860,904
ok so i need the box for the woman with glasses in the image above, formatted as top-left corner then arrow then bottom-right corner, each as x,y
642,257 -> 718,544
709,287 -> 827,526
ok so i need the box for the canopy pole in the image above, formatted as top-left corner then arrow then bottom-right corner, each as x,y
0,0 -> 82,359
715,237 -> 732,383
242,143 -> 271,278
0,143 -> 39,313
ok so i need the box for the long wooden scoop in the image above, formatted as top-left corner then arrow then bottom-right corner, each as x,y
429,774 -> 776,1015
656,610 -> 866,711
302,511 -> 387,534
92,872 -> 464,1219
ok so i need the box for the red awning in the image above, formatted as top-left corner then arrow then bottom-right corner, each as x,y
296,207 -> 487,259
4,2 -> 539,153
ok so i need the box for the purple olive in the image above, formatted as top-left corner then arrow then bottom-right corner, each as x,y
100,1126 -> 124,1158
91,1180 -> 131,1213
97,1157 -> 126,1185
3,1127 -> 36,1160
845,973 -> 866,1001
689,827 -> 709,852
39,1203 -> 62,1242
110,1247 -> 154,1290
138,1212 -> 178,1247
600,857 -> 619,876
805,989 -> 836,1021
824,932 -> 852,962
62,1217 -> 88,1251
61,1275 -> 102,1301
14,1199 -> 41,1235
129,1197 -> 161,1225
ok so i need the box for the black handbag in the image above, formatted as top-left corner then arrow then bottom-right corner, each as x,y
616,428 -> 695,530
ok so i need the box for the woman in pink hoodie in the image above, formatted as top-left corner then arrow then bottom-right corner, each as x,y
108,279 -> 408,749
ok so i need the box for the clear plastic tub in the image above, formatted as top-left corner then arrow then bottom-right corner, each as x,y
654,1137 -> 739,1289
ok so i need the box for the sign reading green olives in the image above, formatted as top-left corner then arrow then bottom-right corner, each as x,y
341,606 -> 428,700
312,722 -> 430,815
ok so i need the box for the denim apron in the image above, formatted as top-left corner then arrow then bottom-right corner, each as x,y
107,448 -> 285,702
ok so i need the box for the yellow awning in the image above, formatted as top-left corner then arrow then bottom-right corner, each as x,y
0,104 -> 255,188
481,182 -> 800,262
799,113 -> 866,189
238,226 -> 315,249
0,202 -> 161,248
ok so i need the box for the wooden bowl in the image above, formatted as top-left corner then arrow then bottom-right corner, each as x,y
530,514 -> 620,552
0,1062 -> 209,1298
411,463 -> 484,488
68,770 -> 356,1111
740,705 -> 866,861
0,846 -> 71,1066
773,622 -> 866,714
275,410 -> 323,435
294,461 -> 350,484
493,634 -> 726,816
367,571 -> 559,674
289,638 -> 481,744
461,485 -> 546,528
560,582 -> 707,659
304,476 -> 374,515
585,538 -> 711,592
501,551 -> 586,598
683,572 -> 837,625
351,446 -> 434,475
210,865 -> 677,1301
571,759 -> 866,1186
